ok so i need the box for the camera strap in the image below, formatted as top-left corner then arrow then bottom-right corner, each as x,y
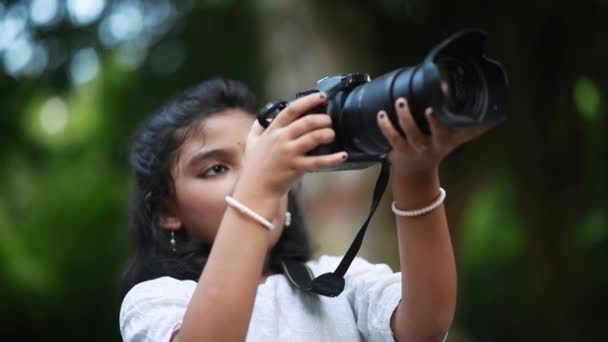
281,159 -> 391,297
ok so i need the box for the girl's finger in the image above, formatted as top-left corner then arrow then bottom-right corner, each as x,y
425,109 -> 451,145
296,151 -> 348,172
290,128 -> 335,153
285,114 -> 332,139
377,110 -> 407,150
269,92 -> 328,129
395,98 -> 430,151
248,120 -> 265,139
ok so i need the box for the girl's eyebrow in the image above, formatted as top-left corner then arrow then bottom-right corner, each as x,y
186,148 -> 232,170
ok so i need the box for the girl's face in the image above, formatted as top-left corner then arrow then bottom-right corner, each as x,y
160,109 -> 287,249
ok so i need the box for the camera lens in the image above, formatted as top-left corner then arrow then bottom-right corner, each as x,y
436,57 -> 487,118
270,30 -> 508,172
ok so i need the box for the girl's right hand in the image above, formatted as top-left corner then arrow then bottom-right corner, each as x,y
240,92 -> 348,198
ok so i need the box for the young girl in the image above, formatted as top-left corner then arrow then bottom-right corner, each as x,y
119,78 -> 491,341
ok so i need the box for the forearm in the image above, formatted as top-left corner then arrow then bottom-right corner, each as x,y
176,181 -> 281,342
392,170 -> 457,342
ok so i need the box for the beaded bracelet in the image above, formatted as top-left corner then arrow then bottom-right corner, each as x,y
391,187 -> 446,217
225,196 -> 275,230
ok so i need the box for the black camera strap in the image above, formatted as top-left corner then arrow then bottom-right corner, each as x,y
281,159 -> 391,297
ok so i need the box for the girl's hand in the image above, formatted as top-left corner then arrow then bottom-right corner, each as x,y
241,92 -> 347,198
377,97 -> 494,179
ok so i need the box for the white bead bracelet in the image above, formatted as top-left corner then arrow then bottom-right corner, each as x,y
225,196 -> 275,230
391,187 -> 446,217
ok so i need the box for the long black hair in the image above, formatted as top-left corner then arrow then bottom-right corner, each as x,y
122,79 -> 312,294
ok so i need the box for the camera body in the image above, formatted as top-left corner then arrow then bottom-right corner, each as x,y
258,29 -> 508,171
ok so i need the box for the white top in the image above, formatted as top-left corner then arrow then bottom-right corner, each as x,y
119,256 -> 402,342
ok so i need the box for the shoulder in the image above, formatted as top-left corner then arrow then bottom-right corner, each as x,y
120,277 -> 196,322
122,276 -> 195,303
120,277 -> 195,341
306,255 -> 396,277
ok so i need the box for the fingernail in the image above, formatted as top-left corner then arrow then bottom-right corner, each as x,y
378,111 -> 385,119
319,92 -> 327,100
397,99 -> 406,108
341,153 -> 348,160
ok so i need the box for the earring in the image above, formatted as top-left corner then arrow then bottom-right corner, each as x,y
170,231 -> 176,253
144,192 -> 153,212
285,211 -> 292,227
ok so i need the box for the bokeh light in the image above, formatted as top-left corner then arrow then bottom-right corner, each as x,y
66,0 -> 106,26
68,47 -> 100,85
0,0 -> 180,79
574,76 -> 601,122
39,97 -> 69,136
30,0 -> 62,27
0,3 -> 28,53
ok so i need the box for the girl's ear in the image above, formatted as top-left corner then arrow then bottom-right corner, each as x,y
158,198 -> 182,230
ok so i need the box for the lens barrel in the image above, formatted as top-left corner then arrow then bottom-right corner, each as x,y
315,29 -> 507,170
259,29 -> 508,171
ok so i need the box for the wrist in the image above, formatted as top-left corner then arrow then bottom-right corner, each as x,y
392,164 -> 439,187
239,161 -> 288,198
391,167 -> 441,210
232,176 -> 282,221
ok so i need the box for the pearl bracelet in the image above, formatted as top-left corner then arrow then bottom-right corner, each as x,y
391,187 -> 446,217
225,196 -> 275,230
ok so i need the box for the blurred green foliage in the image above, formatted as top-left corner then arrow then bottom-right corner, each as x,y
0,0 -> 606,341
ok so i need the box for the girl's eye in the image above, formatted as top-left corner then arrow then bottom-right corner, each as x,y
201,164 -> 228,177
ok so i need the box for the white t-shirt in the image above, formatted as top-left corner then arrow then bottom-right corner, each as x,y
120,255 -> 402,342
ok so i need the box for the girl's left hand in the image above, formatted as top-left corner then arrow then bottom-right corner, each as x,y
377,97 -> 494,178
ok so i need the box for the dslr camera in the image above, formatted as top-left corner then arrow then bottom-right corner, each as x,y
258,29 -> 508,171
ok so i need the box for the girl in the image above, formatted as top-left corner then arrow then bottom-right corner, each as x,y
119,78 -> 491,341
